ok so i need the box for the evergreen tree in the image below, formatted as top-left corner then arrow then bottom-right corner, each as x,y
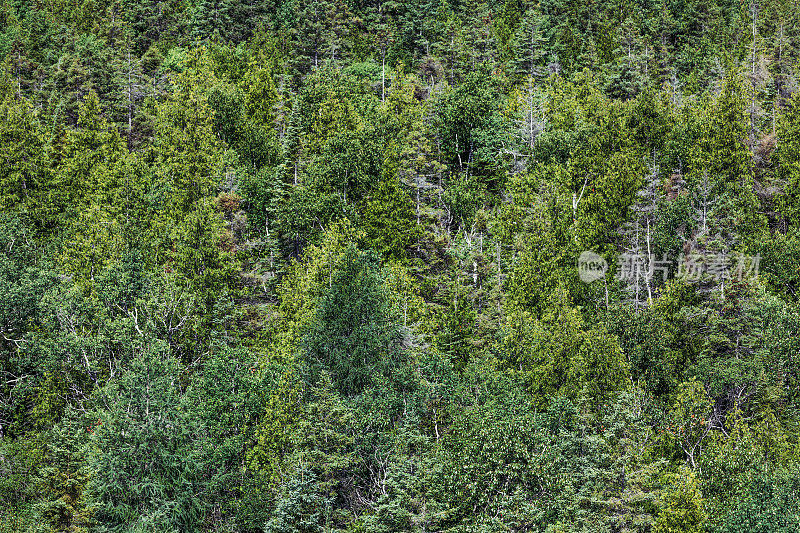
302,247 -> 400,395
362,176 -> 419,262
512,6 -> 548,80
86,342 -> 204,531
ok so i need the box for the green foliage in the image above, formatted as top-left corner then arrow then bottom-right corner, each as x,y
435,69 -> 505,191
497,285 -> 630,410
150,50 -> 225,215
653,467 -> 707,533
778,89 -> 800,227
362,177 -> 419,262
32,409 -> 91,532
301,247 -> 400,395
264,468 -> 332,533
689,72 -> 767,249
0,94 -> 50,224
719,467 -> 800,532
86,342 -> 203,532
4,4 -> 800,531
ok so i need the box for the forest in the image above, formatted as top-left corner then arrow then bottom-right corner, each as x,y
1,0 -> 800,530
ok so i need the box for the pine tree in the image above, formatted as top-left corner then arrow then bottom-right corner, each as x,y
362,176 -> 420,262
150,50 -> 224,215
512,6 -> 548,80
0,93 -> 50,223
777,89 -> 800,227
119,0 -> 183,54
33,410 -> 91,531
497,285 -> 629,411
289,0 -> 354,75
693,72 -> 766,250
109,30 -> 146,139
56,91 -> 129,281
189,0 -> 234,41
301,247 -> 400,395
605,17 -> 647,100
86,342 -> 203,531
653,467 -> 708,533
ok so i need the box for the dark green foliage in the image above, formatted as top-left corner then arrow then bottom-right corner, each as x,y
720,468 -> 800,532
188,346 -> 273,528
265,469 -> 332,533
86,342 -> 203,531
302,247 -> 400,395
32,409 -> 92,531
436,68 -> 505,191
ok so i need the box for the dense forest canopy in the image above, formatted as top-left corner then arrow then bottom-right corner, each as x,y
1,0 -> 800,530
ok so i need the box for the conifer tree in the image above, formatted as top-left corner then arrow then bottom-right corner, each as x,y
512,6 -> 548,80
302,247 -> 400,395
